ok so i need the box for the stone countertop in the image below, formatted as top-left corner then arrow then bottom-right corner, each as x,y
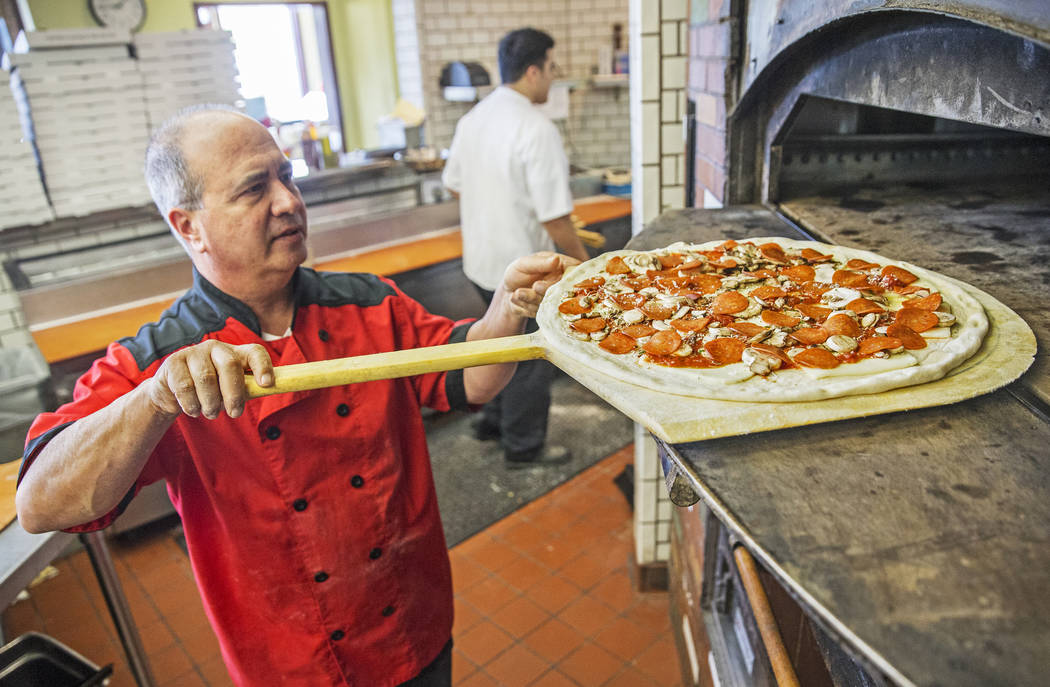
635,203 -> 1050,687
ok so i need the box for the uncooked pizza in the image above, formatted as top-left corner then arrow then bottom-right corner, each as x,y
537,237 -> 988,402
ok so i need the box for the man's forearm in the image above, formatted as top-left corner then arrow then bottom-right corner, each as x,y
16,384 -> 176,533
543,215 -> 589,262
462,284 -> 527,403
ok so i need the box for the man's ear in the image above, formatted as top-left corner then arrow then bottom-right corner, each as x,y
169,207 -> 203,251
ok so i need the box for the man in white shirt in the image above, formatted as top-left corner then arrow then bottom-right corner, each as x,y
443,27 -> 589,468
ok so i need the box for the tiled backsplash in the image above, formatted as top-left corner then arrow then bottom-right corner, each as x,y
404,0 -> 631,169
629,0 -> 693,568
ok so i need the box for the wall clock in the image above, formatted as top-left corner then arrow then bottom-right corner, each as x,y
88,0 -> 147,32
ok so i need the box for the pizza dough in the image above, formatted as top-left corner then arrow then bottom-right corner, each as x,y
537,237 -> 988,402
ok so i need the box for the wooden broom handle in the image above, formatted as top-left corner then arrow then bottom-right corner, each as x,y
244,332 -> 546,399
734,545 -> 802,687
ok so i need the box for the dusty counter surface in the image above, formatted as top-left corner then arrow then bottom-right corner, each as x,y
632,199 -> 1050,687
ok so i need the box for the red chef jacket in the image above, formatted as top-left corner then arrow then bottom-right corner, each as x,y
21,267 -> 473,686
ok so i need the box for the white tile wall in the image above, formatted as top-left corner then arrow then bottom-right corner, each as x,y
629,0 -> 690,565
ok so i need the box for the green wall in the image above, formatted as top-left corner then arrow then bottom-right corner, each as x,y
24,0 -> 399,150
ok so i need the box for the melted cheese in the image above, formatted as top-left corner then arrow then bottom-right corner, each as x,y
800,352 -> 918,378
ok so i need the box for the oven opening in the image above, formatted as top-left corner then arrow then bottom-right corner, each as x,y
770,95 -> 1050,203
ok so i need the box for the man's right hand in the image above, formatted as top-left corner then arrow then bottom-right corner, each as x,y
147,341 -> 274,420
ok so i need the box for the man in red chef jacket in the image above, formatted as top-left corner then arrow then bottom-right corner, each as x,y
15,105 -> 575,687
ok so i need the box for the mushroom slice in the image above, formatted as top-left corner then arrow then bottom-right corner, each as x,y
742,347 -> 783,376
935,311 -> 957,326
622,308 -> 645,324
826,335 -> 858,353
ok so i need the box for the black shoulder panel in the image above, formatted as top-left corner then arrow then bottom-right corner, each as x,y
296,269 -> 397,309
118,293 -> 228,371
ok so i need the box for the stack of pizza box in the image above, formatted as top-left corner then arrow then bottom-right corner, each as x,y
0,76 -> 53,230
134,30 -> 242,129
7,29 -> 153,218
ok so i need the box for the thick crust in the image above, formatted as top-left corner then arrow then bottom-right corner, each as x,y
537,237 -> 989,402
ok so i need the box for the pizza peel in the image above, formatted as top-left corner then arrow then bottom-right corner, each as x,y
243,270 -> 1035,444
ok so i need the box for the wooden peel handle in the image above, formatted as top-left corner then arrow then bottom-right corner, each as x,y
734,545 -> 802,687
244,332 -> 546,399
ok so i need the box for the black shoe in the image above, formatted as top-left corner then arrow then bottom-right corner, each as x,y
504,445 -> 572,469
471,418 -> 501,441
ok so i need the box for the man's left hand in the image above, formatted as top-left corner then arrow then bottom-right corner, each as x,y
502,251 -> 580,319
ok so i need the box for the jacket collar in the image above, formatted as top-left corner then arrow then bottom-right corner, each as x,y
190,267 -> 304,337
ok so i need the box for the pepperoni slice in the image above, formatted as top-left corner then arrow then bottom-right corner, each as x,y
846,259 -> 880,270
574,276 -> 605,290
613,293 -> 646,310
621,325 -> 655,342
692,274 -> 724,294
711,291 -> 750,315
679,260 -> 705,270
571,317 -> 608,333
704,338 -> 745,364
823,313 -> 861,337
641,300 -> 678,320
657,253 -> 684,268
744,268 -> 777,279
905,293 -> 942,311
832,270 -> 869,288
886,323 -> 927,350
720,239 -> 738,251
712,258 -> 739,270
749,285 -> 787,301
670,316 -> 711,332
880,265 -> 918,285
801,248 -> 834,262
795,304 -> 832,322
728,321 -> 767,337
751,343 -> 794,367
758,242 -> 789,264
780,265 -> 815,283
642,329 -> 683,356
844,298 -> 884,315
793,348 -> 841,369
857,336 -> 903,356
599,331 -> 637,354
558,298 -> 593,315
799,282 -> 832,297
894,284 -> 927,295
605,256 -> 631,274
761,310 -> 801,328
895,308 -> 939,333
622,276 -> 651,290
790,327 -> 829,345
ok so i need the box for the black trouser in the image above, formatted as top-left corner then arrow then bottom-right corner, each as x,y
473,283 -> 557,455
397,640 -> 452,687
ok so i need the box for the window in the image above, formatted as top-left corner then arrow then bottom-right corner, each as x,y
195,3 -> 342,152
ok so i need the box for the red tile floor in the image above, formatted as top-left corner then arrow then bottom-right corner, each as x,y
2,444 -> 683,686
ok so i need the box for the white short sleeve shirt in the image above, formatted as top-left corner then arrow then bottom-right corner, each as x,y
443,86 -> 574,291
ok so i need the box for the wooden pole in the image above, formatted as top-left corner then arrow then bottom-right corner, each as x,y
734,545 -> 802,687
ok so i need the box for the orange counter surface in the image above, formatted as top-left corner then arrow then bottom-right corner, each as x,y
31,197 -> 630,364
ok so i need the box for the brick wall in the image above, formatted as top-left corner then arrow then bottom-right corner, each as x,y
688,0 -> 737,207
404,0 -> 631,169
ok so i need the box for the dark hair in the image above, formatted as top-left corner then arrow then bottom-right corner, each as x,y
498,28 -> 554,84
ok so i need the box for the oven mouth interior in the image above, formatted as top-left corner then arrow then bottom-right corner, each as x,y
771,95 -> 1050,202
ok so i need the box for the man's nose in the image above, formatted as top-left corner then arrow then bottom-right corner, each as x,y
271,179 -> 304,215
